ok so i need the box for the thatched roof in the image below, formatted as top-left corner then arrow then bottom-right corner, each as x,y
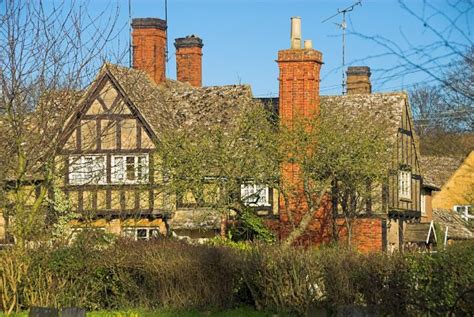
433,208 -> 473,240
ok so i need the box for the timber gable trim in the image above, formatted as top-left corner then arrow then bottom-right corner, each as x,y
105,67 -> 160,145
58,67 -> 160,153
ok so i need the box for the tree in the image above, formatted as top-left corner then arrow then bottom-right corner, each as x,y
156,98 -> 279,241
354,0 -> 472,100
409,49 -> 473,157
0,0 -> 123,246
278,104 -> 392,247
157,95 -> 392,246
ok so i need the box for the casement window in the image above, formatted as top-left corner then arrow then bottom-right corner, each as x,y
241,184 -> 270,207
454,205 -> 473,221
398,170 -> 412,200
122,227 -> 160,241
69,155 -> 106,185
111,154 -> 149,184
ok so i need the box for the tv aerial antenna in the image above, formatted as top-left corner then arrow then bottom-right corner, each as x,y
322,0 -> 362,94
128,0 -> 132,67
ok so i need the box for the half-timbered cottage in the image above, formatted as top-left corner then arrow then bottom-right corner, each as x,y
55,62 -> 276,239
0,16 -> 438,251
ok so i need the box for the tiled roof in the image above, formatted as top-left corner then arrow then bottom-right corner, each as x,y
105,63 -> 257,136
320,93 -> 407,143
404,222 -> 436,243
1,90 -> 81,181
258,93 -> 408,145
433,208 -> 473,240
419,155 -> 464,189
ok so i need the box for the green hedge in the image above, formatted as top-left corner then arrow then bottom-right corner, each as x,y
0,237 -> 473,316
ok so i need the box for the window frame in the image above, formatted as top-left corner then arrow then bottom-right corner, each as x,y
68,154 -> 107,185
454,205 -> 473,219
111,154 -> 149,184
420,193 -> 426,215
398,170 -> 412,201
240,183 -> 271,207
121,227 -> 160,241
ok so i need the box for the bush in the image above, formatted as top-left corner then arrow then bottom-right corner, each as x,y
107,239 -> 239,310
239,245 -> 323,316
404,241 -> 474,315
0,236 -> 473,316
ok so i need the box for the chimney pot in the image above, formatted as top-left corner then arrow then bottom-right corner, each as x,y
278,17 -> 323,124
290,17 -> 302,49
304,40 -> 313,49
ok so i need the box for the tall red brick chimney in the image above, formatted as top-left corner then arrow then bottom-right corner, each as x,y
277,17 -> 323,126
131,18 -> 167,84
277,17 -> 324,237
174,35 -> 203,87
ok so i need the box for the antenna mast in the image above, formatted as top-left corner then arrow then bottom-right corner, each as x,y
165,0 -> 169,65
128,0 -> 132,67
322,0 -> 362,94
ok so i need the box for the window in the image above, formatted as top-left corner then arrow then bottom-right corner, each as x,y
241,184 -> 270,207
420,194 -> 426,215
69,155 -> 106,185
398,170 -> 411,200
122,227 -> 160,241
454,205 -> 473,221
112,154 -> 149,184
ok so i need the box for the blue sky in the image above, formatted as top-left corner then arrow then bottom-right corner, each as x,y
75,1 -> 474,96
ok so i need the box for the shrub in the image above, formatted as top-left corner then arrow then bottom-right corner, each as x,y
404,241 -> 474,315
0,236 -> 472,315
108,239 -> 239,310
239,245 -> 324,316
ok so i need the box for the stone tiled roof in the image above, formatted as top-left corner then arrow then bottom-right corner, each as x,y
105,63 -> 257,136
404,222 -> 437,243
320,93 -> 407,144
419,155 -> 464,189
433,208 -> 473,240
257,93 -> 408,144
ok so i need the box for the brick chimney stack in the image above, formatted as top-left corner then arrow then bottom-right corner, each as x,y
346,66 -> 372,94
277,17 -> 323,126
277,17 -> 324,229
174,35 -> 203,87
132,18 -> 167,84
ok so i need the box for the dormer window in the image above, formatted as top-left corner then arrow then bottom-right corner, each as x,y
398,170 -> 412,200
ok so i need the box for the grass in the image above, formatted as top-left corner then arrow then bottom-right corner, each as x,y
1,307 -> 273,317
88,307 -> 272,317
